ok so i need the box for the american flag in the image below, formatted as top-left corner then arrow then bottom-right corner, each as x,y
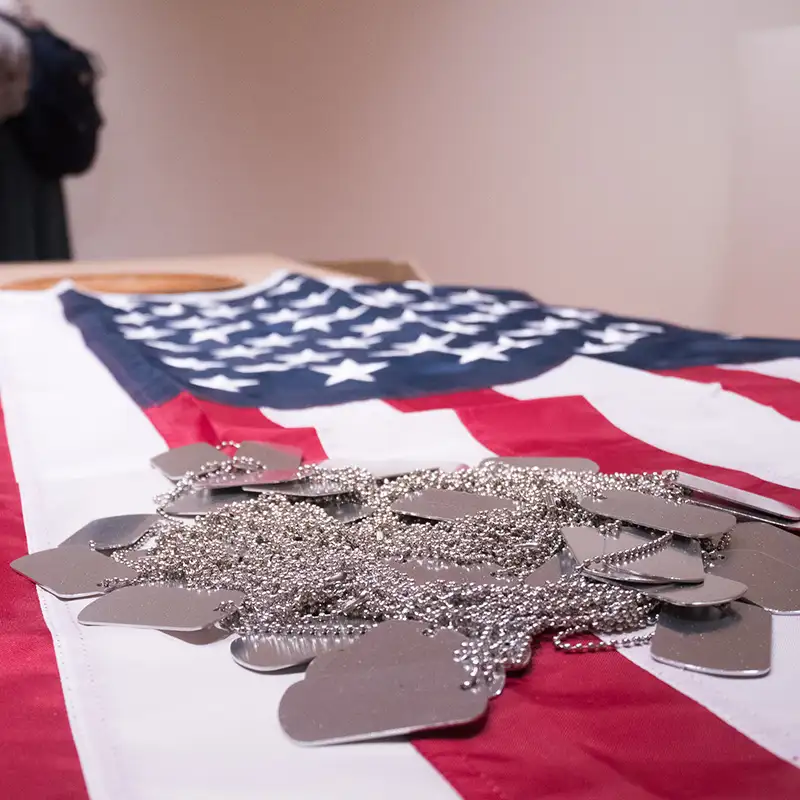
2,270 -> 800,800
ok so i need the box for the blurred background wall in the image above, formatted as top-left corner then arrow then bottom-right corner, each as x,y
24,0 -> 800,335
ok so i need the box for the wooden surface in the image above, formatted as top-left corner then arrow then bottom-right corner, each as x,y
0,254 -> 427,292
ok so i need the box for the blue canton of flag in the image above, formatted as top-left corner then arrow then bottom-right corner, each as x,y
60,272 -> 800,410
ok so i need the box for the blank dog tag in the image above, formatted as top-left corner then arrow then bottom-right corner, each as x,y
78,585 -> 245,630
390,489 -> 517,521
163,489 -> 252,517
151,443 -> 229,480
563,525 -> 705,584
11,546 -> 139,599
710,549 -> 800,614
243,479 -> 349,500
319,458 -> 463,479
59,514 -> 159,551
728,522 -> 800,570
231,633 -> 359,672
640,574 -> 748,607
651,602 -> 772,677
580,490 -> 735,539
523,551 -> 577,587
321,501 -> 376,524
676,472 -> 800,522
482,456 -> 599,473
236,441 -> 303,470
197,469 -> 299,491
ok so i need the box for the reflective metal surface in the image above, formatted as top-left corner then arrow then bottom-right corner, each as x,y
59,514 -> 159,551
388,559 -> 510,586
318,458 -> 464,479
728,522 -> 800,570
11,546 -> 139,600
163,488 -> 251,517
235,440 -> 303,471
580,489 -> 736,539
231,633 -> 359,672
150,443 -> 228,481
523,550 -> 577,588
640,574 -> 748,607
482,456 -> 599,473
651,601 -> 772,677
390,488 -> 518,521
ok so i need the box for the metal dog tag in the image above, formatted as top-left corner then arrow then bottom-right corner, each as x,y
243,479 -> 349,499
196,469 -> 300,491
640,574 -> 748,607
676,472 -> 800,522
279,658 -> 488,745
709,550 -> 800,614
280,620 -> 488,745
78,585 -> 245,630
321,501 -> 377,524
580,490 -> 736,539
390,489 -> 517,521
388,559 -> 510,586
151,443 -> 229,480
11,546 -> 139,599
59,514 -> 159,551
319,458 -> 463,479
562,525 -> 705,584
230,633 -> 359,672
651,602 -> 772,677
727,522 -> 800,570
523,550 -> 577,587
482,456 -> 599,473
235,441 -> 303,471
163,488 -> 252,517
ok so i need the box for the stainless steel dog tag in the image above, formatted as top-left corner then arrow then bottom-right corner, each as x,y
640,574 -> 748,607
523,550 -> 577,587
59,514 -> 159,551
243,479 -> 349,500
651,602 -> 772,677
78,585 -> 245,630
231,633 -> 359,672
390,489 -> 517,521
11,546 -> 140,599
676,472 -> 800,522
709,549 -> 800,614
482,456 -> 599,473
236,441 -> 303,471
727,522 -> 800,570
579,490 -> 736,539
197,468 -> 300,491
163,489 -> 252,517
321,501 -> 377,524
151,443 -> 229,480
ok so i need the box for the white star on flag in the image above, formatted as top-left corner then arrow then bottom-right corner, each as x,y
585,328 -> 647,346
352,317 -> 405,337
319,335 -> 380,350
411,301 -> 452,312
212,345 -> 266,359
447,289 -> 497,305
150,303 -> 185,317
497,335 -> 542,351
547,306 -> 599,321
290,290 -> 334,310
276,349 -> 335,366
269,276 -> 306,296
233,361 -> 294,374
453,312 -> 501,324
310,358 -> 389,386
189,321 -> 252,344
452,341 -> 511,364
121,326 -> 173,341
505,316 -> 581,337
190,375 -> 259,392
202,304 -> 248,319
427,319 -> 485,336
246,333 -> 303,349
355,288 -> 415,308
292,315 -> 335,333
100,296 -> 139,311
259,308 -> 305,325
402,280 -> 434,294
114,311 -> 151,326
146,341 -> 199,353
161,357 -> 224,371
333,305 -> 368,321
577,341 -> 628,355
169,315 -> 216,331
251,297 -> 270,310
378,333 -> 456,357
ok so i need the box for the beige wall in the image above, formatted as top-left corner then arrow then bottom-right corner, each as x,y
24,0 -> 800,335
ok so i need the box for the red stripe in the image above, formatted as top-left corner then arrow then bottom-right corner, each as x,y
660,365 -> 800,422
0,401 -> 88,799
386,388 -> 509,412
145,392 -> 327,460
413,393 -> 800,799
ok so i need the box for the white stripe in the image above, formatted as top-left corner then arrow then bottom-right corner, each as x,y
0,292 -> 456,800
263,399 -> 494,464
495,355 -> 800,489
719,357 -> 800,383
